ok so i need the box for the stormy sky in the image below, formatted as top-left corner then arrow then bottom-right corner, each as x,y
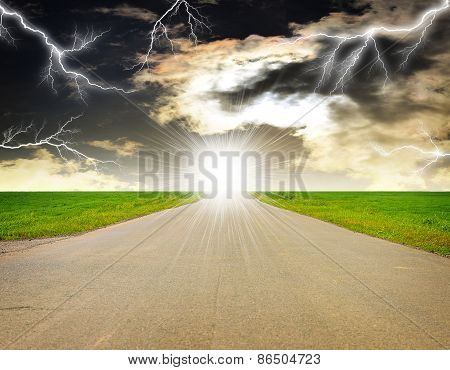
0,0 -> 448,191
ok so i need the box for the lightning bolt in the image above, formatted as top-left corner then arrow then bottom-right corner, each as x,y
373,124 -> 449,174
132,0 -> 210,71
1,115 -> 119,169
282,0 -> 449,93
0,1 -> 132,103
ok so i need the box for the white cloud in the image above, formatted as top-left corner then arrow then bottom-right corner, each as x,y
133,36 -> 322,133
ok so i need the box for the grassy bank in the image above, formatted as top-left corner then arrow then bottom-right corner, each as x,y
0,192 -> 199,240
254,192 -> 450,256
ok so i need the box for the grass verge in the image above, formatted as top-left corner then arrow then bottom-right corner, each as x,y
0,192 -> 199,240
254,192 -> 450,257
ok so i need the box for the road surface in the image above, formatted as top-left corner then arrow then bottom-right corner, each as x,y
0,198 -> 449,349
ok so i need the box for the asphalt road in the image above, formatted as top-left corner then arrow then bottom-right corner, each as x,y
0,198 -> 449,349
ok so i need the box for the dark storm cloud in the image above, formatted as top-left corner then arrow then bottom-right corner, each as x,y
212,16 -> 449,124
212,60 -> 318,111
203,0 -> 368,40
0,0 -> 163,160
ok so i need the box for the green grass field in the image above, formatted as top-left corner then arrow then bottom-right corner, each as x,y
0,192 -> 199,240
254,192 -> 450,256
